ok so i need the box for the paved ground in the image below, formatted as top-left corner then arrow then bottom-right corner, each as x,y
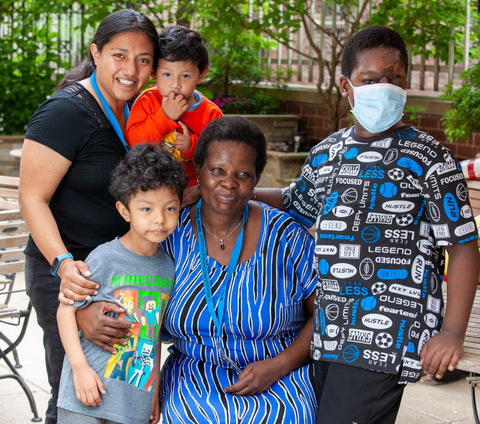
1,273 -> 477,424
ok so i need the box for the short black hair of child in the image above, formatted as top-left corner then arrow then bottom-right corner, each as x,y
194,116 -> 267,175
341,25 -> 408,79
110,143 -> 187,207
159,25 -> 208,74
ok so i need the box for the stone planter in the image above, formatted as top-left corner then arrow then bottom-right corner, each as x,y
258,150 -> 308,188
227,114 -> 301,150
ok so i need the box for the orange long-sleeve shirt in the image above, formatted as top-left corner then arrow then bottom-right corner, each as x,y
126,87 -> 223,187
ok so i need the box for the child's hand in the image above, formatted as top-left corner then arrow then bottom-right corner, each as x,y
72,365 -> 105,407
419,329 -> 464,380
162,92 -> 188,121
149,389 -> 160,424
173,121 -> 192,152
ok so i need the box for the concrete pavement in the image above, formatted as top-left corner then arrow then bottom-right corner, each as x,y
1,272 -> 477,424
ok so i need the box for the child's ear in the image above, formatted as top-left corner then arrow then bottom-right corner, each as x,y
198,67 -> 209,84
151,68 -> 157,81
116,201 -> 131,222
339,75 -> 350,97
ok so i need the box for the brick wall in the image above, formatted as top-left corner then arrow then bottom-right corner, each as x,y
278,86 -> 480,160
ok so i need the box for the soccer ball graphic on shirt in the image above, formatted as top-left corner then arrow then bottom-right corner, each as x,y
396,214 -> 414,226
388,168 -> 404,181
371,282 -> 387,296
375,332 -> 394,349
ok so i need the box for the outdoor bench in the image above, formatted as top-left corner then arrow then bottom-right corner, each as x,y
455,180 -> 480,424
0,175 -> 41,422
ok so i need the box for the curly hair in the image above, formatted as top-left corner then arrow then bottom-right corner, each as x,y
158,25 -> 209,73
341,25 -> 408,79
194,116 -> 266,175
110,143 -> 188,208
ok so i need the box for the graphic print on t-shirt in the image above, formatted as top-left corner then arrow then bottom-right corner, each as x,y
104,283 -> 170,391
284,126 -> 479,384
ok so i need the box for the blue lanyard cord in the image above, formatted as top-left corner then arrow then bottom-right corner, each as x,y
195,200 -> 249,338
89,71 -> 129,152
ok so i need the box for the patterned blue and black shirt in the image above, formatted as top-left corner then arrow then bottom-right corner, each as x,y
284,125 -> 478,384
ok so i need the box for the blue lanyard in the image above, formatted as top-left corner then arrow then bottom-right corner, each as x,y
195,200 -> 249,338
89,71 -> 129,152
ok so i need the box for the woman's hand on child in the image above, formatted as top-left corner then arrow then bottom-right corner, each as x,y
174,121 -> 192,152
224,358 -> 285,396
419,329 -> 464,380
77,301 -> 134,354
58,260 -> 98,305
72,365 -> 105,407
162,91 -> 189,121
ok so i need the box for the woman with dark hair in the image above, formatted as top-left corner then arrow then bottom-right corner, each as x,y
18,9 -> 159,423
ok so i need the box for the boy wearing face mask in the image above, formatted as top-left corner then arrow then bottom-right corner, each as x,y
256,25 -> 480,423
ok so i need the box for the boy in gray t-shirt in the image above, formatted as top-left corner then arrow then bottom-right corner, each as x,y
57,144 -> 187,424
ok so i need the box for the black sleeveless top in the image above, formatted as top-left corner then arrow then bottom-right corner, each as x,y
24,83 -> 130,261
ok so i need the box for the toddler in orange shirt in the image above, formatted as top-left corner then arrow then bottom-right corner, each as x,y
126,25 -> 223,187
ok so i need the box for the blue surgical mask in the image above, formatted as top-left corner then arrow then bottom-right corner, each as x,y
348,80 -> 407,134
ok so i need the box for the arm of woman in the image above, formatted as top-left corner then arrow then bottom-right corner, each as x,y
19,139 -> 98,301
224,293 -> 315,396
76,301 -> 134,354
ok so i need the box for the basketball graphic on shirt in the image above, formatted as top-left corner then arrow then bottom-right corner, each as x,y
361,226 -> 381,243
342,345 -> 360,362
325,304 -> 340,320
341,187 -> 358,204
360,296 -> 377,311
379,182 -> 398,198
456,183 -> 468,202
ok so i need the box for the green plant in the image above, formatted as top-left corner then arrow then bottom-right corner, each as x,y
192,0 -> 476,132
0,0 -> 178,135
404,105 -> 426,124
368,0 -> 471,63
212,86 -> 286,114
0,2 -> 66,134
191,2 -> 290,112
442,63 -> 480,142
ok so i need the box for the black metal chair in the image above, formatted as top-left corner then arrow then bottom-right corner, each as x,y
0,177 -> 41,422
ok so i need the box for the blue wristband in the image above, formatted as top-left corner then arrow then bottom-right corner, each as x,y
50,253 -> 74,276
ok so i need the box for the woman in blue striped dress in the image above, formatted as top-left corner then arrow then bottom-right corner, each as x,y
160,116 -> 317,423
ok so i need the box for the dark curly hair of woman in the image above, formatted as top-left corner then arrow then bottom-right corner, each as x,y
110,143 -> 188,208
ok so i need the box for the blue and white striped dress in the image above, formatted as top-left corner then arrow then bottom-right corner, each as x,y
160,203 -> 318,423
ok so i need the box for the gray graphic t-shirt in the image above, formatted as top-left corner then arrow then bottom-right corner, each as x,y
284,125 -> 478,383
58,238 -> 174,424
